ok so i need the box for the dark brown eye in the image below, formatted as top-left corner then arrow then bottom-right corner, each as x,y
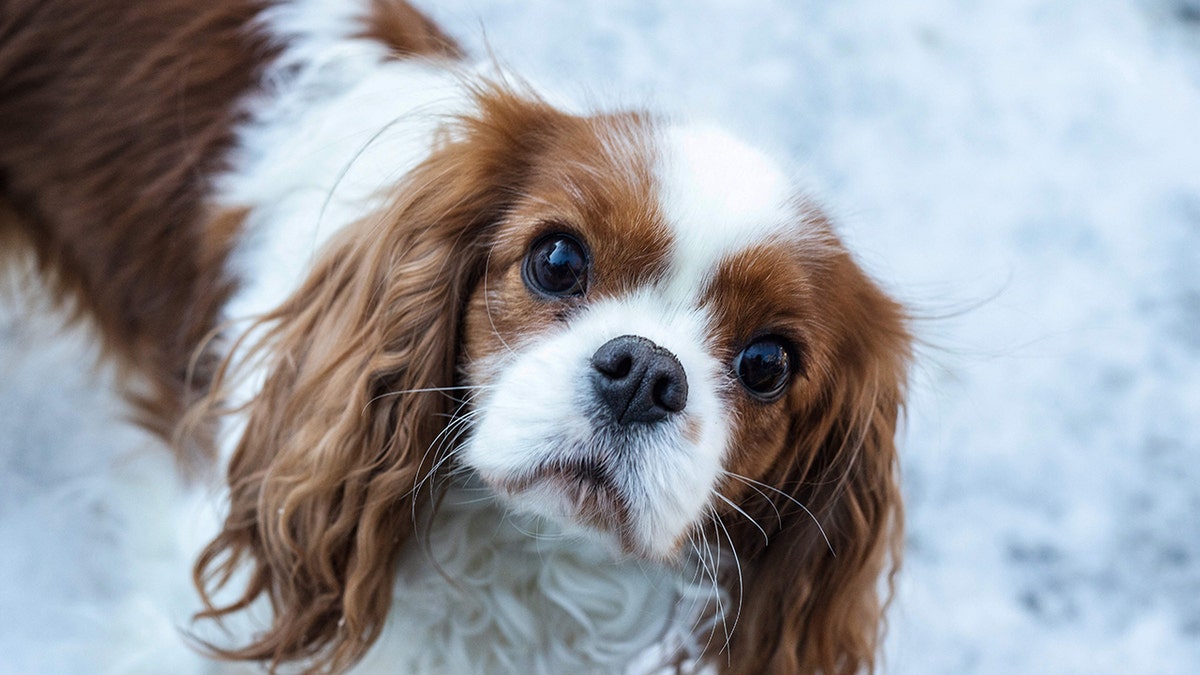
523,233 -> 589,297
734,336 -> 792,401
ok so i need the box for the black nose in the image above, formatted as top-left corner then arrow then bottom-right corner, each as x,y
591,335 -> 688,425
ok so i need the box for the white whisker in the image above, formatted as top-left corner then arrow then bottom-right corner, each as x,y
707,512 -> 733,659
722,471 -> 835,557
719,469 -> 782,527
712,509 -> 744,656
483,243 -> 519,358
361,384 -> 490,415
711,490 -> 768,546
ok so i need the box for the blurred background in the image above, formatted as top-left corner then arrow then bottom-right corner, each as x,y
3,1 -> 1199,672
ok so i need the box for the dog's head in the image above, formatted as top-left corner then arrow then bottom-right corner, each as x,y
195,84 -> 910,674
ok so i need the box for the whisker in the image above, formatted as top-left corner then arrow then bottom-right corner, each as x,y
409,410 -> 482,497
691,527 -> 724,660
719,469 -> 782,527
707,512 -> 733,658
443,489 -> 498,506
361,384 -> 489,415
483,243 -> 519,358
712,509 -> 744,656
405,403 -> 483,538
711,491 -> 768,546
506,517 -> 569,543
722,471 -> 835,557
686,538 -> 720,659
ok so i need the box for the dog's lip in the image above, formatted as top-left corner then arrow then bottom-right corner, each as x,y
483,456 -> 632,539
490,456 -> 619,495
544,457 -> 617,491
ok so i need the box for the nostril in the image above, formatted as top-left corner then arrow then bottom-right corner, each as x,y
596,353 -> 633,380
592,336 -> 641,380
651,373 -> 687,413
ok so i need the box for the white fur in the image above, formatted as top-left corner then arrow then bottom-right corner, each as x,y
354,481 -> 719,675
220,41 -> 471,333
654,123 -> 795,300
463,292 -> 729,559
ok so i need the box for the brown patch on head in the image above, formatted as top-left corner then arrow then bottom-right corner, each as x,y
696,206 -> 910,674
450,90 -> 676,554
0,0 -> 277,465
701,225 -> 830,484
358,0 -> 463,60
459,99 -> 672,375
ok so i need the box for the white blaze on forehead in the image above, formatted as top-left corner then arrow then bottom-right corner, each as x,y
654,123 -> 795,298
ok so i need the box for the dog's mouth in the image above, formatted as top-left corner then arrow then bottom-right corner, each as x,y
545,457 -> 617,492
484,456 -> 632,538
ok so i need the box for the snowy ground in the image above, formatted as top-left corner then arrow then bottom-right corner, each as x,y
3,0 -> 1199,673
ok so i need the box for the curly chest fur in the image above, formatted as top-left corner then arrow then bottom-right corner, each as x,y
352,485 -> 719,674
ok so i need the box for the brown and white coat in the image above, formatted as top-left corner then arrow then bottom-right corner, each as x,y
0,1 -> 910,673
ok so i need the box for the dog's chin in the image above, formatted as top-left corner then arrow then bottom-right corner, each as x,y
463,404 -> 710,561
478,457 -> 655,558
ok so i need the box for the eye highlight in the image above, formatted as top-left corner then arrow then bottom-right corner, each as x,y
734,336 -> 792,401
523,232 -> 589,298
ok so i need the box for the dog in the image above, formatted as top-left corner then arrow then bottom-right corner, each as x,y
0,0 -> 911,672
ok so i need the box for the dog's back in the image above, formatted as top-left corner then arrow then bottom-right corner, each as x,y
0,0 -> 278,451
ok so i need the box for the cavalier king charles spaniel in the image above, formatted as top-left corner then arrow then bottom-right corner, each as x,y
0,0 -> 910,672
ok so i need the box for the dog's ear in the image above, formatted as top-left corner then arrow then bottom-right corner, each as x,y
189,86 -> 567,673
723,253 -> 910,675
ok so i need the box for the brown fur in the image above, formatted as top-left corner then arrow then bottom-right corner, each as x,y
704,231 -> 910,674
360,0 -> 463,59
0,0 -> 276,462
459,102 -> 671,371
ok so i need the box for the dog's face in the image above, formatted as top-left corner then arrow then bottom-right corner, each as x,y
459,119 -> 835,560
198,87 -> 909,674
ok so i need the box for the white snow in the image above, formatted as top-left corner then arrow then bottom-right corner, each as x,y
3,0 -> 1199,672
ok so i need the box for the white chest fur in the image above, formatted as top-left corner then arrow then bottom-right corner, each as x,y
356,484 -> 714,674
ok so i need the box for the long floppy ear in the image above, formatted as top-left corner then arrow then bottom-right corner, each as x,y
724,254 -> 910,675
190,86 -> 566,673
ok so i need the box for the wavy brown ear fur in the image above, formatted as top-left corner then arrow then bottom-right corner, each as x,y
190,86 -> 572,673
723,252 -> 910,675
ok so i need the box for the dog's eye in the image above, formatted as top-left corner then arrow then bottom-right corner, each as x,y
734,337 -> 791,401
523,233 -> 589,297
